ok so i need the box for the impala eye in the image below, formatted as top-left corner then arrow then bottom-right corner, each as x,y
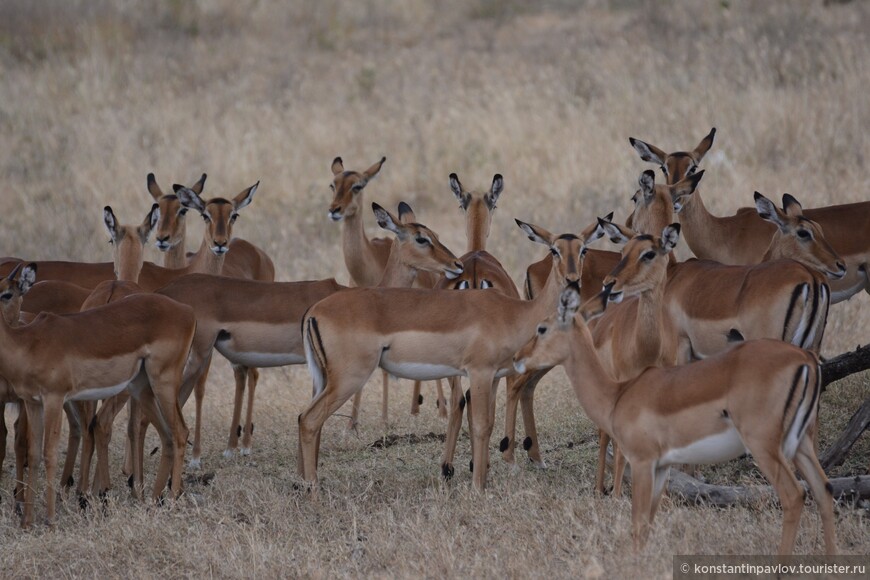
537,325 -> 547,335
178,208 -> 188,216
0,292 -> 12,301
660,165 -> 669,176
797,230 -> 811,240
202,214 -> 211,223
329,184 -> 335,191
415,236 -> 429,245
581,247 -> 588,256
230,214 -> 239,224
550,248 -> 560,258
641,251 -> 657,261
351,183 -> 363,193
687,165 -> 697,176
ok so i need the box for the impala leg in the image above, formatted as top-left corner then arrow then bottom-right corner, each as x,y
435,379 -> 447,419
0,402 -> 7,476
469,371 -> 495,490
649,465 -> 669,522
613,441 -> 627,498
76,401 -> 96,498
188,359 -> 211,469
93,393 -> 129,496
60,402 -> 84,494
13,403 -> 29,511
21,400 -> 43,528
750,447 -> 806,556
40,397 -> 64,526
225,364 -> 247,459
440,376 -> 465,479
410,380 -> 422,416
518,369 -> 547,467
133,386 -> 173,502
347,391 -> 363,432
501,375 -> 523,465
595,430 -> 609,495
630,460 -> 655,552
132,398 -> 148,500
793,433 -> 838,555
240,367 -> 259,455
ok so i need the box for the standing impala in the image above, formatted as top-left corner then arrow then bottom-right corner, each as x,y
328,156 -> 441,427
513,282 -> 837,555
298,220 -> 585,490
630,128 -> 869,303
0,263 -> 195,528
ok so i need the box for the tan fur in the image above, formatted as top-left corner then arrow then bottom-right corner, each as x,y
514,285 -> 837,556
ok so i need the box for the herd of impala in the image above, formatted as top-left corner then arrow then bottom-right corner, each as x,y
1,128 -> 866,555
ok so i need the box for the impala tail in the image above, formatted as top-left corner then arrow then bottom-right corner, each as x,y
303,314 -> 327,398
781,361 -> 821,459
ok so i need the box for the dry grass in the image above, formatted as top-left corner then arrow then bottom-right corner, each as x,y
1,0 -> 869,576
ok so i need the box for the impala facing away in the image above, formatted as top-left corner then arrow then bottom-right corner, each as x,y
513,283 -> 838,555
630,128 -> 869,303
298,219 -> 585,490
0,264 -> 195,527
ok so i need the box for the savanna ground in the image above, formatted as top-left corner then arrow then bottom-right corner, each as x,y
1,0 -> 869,577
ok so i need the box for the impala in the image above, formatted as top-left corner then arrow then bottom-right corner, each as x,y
630,128 -> 869,303
513,282 -> 838,555
0,263 -> 195,527
89,201 -> 462,493
298,219 -> 585,490
328,156 -> 442,427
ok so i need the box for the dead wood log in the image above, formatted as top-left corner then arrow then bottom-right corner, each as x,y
820,396 -> 870,470
820,343 -> 870,388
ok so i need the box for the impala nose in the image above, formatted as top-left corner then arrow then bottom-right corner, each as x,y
328,208 -> 343,222
155,236 -> 171,250
212,241 -> 228,255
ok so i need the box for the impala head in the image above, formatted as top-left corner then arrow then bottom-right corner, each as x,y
328,156 -> 386,221
629,127 -> 716,185
513,281 -> 586,374
175,181 -> 259,255
515,219 -> 594,287
147,172 -> 206,252
103,204 -> 159,282
592,222 -> 680,308
0,262 -> 36,326
449,172 -> 503,249
373,202 -> 464,279
754,192 -> 846,280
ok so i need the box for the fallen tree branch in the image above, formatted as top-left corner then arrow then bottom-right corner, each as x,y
820,396 -> 870,470
821,343 -> 870,388
666,470 -> 870,507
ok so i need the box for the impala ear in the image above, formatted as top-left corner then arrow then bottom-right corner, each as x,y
660,223 -> 681,253
599,218 -> 633,246
191,173 -> 207,195
233,181 -> 258,212
692,127 -> 716,163
754,191 -> 788,231
558,283 -> 583,325
638,170 -> 655,202
362,156 -> 387,181
5,262 -> 22,282
629,137 -> 667,166
671,170 -> 704,214
485,173 -> 504,210
449,173 -> 471,210
372,202 -> 407,239
331,156 -> 344,175
397,201 -> 416,224
781,193 -> 803,217
103,206 -> 120,243
18,263 -> 37,295
147,172 -> 164,200
515,219 -> 555,248
139,204 -> 160,243
175,186 -> 206,213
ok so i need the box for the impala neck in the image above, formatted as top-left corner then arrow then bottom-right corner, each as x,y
163,227 -> 188,269
0,316 -> 27,378
342,209 -> 379,287
678,190 -> 722,261
189,239 -> 226,276
632,285 -> 666,367
564,320 -> 622,436
378,241 -> 417,288
465,206 -> 491,253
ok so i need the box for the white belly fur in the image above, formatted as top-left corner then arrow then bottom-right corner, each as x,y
379,358 -> 463,381
68,362 -> 142,402
660,427 -> 749,466
214,344 -> 305,368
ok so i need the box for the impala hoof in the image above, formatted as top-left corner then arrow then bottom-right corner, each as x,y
221,450 -> 234,460
530,459 -> 548,470
189,457 -> 203,468
239,447 -> 251,456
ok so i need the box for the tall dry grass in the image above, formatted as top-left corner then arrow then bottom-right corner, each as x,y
0,0 -> 868,577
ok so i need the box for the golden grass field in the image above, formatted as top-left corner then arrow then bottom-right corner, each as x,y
1,0 -> 868,576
